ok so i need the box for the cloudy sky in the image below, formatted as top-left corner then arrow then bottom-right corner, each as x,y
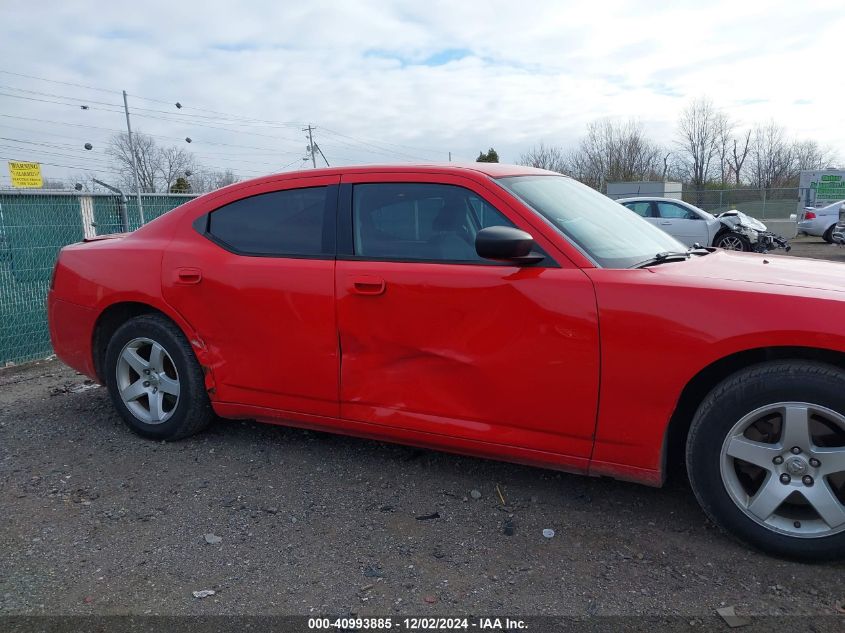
0,0 -> 842,187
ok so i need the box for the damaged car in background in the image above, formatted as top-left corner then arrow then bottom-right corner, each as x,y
618,197 -> 790,253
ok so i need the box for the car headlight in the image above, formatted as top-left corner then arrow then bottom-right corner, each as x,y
741,227 -> 759,240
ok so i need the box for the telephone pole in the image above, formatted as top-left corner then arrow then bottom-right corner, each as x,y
304,124 -> 317,168
122,90 -> 145,225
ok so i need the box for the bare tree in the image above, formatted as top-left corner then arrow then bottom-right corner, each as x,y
108,132 -> 158,192
517,143 -> 568,173
728,130 -> 752,186
714,116 -> 734,186
566,119 -> 664,190
187,168 -> 240,193
749,122 -> 795,189
108,132 -> 198,193
792,140 -> 837,172
158,146 -> 196,193
675,98 -> 727,190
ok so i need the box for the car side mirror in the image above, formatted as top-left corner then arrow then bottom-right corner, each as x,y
475,226 -> 544,265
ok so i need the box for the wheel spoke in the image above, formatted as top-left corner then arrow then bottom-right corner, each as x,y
780,405 -> 812,451
816,447 -> 845,477
158,375 -> 180,397
148,390 -> 165,422
122,348 -> 149,374
746,474 -> 791,522
726,436 -> 781,468
121,379 -> 147,403
802,481 -> 845,529
148,343 -> 165,373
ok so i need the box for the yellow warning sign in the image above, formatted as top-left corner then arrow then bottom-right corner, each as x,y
8,161 -> 43,188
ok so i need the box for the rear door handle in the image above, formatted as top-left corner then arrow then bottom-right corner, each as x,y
175,267 -> 202,285
349,275 -> 386,296
659,221 -> 672,225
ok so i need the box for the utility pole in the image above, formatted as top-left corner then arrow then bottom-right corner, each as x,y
122,90 -> 145,225
304,124 -> 317,168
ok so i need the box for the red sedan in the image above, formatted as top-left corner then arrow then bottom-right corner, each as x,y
48,164 -> 845,560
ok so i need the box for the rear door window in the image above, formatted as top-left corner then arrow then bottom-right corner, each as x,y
623,201 -> 654,218
207,187 -> 333,256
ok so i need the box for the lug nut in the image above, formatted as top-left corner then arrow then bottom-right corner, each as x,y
773,456 -> 784,465
809,458 -> 820,468
144,369 -> 150,375
779,473 -> 791,484
802,475 -> 814,486
143,381 -> 150,387
791,446 -> 801,454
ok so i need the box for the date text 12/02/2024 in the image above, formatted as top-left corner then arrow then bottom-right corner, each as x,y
307,617 -> 528,630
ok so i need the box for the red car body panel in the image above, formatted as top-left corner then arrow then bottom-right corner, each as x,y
46,164 -> 845,487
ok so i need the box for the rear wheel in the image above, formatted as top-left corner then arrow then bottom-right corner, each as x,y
714,232 -> 751,252
687,361 -> 845,560
105,314 -> 213,440
823,225 -> 835,244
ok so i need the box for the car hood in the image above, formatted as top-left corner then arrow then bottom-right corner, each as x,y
716,210 -> 767,232
654,250 -> 845,294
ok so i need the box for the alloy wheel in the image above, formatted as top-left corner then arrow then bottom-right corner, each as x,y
115,337 -> 180,424
720,402 -> 845,538
719,235 -> 745,251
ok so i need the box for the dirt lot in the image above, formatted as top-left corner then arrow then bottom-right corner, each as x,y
1,237 -> 844,622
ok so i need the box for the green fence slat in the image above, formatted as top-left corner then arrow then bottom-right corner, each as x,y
0,192 -> 196,366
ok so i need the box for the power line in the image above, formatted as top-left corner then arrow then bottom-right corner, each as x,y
0,68 -> 444,159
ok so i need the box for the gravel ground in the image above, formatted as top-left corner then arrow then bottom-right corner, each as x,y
1,237 -> 844,621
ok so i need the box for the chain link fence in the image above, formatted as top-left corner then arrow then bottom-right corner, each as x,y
607,187 -> 806,219
0,191 -> 195,366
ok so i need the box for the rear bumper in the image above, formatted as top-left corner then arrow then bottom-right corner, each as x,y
797,218 -> 834,236
47,293 -> 98,380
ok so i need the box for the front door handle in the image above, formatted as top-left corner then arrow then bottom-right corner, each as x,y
349,275 -> 386,296
175,267 -> 202,285
659,221 -> 672,225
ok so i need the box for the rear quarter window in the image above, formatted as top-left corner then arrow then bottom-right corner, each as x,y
206,187 -> 332,257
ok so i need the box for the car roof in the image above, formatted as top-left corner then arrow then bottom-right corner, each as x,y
278,162 -> 555,178
212,163 -> 561,196
615,196 -> 690,203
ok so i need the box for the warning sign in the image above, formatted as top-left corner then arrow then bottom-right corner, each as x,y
8,161 -> 43,188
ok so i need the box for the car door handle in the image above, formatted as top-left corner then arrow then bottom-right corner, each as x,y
349,275 -> 386,296
175,267 -> 202,285
659,221 -> 672,225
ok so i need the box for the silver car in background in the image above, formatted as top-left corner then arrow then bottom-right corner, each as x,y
798,199 -> 845,243
616,197 -> 786,252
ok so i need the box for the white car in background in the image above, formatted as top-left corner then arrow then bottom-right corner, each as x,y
617,197 -> 784,252
798,199 -> 845,243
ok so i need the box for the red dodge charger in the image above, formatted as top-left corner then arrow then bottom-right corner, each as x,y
48,163 -> 845,559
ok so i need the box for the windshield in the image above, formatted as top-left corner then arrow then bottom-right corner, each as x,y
498,175 -> 687,268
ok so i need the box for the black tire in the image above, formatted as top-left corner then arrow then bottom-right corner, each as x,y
713,232 -> 752,252
104,313 -> 213,440
686,361 -> 845,561
822,225 -> 835,244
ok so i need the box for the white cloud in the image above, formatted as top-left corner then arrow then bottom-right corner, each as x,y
0,0 -> 842,185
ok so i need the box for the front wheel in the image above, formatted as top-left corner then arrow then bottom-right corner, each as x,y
714,232 -> 751,251
686,361 -> 845,560
105,313 -> 213,440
